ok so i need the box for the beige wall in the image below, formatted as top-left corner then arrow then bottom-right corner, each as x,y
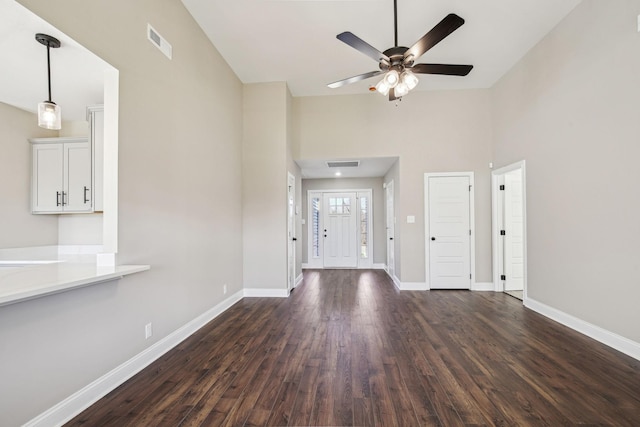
293,90 -> 493,283
301,177 -> 386,265
0,102 -> 58,249
491,0 -> 640,342
243,82 -> 291,290
1,1 -> 243,425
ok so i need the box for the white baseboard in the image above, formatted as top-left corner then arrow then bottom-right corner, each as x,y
386,272 -> 402,290
24,290 -> 244,427
472,282 -> 494,291
295,273 -> 303,288
525,297 -> 640,362
398,282 -> 428,291
243,288 -> 289,298
372,263 -> 386,270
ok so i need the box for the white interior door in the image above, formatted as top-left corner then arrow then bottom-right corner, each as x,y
323,192 -> 357,268
428,176 -> 471,289
287,173 -> 296,291
504,169 -> 524,291
385,181 -> 395,278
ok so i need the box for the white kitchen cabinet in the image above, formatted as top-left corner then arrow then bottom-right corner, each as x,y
87,105 -> 104,212
31,137 -> 92,213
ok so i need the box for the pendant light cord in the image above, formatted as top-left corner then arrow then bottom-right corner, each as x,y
46,44 -> 52,102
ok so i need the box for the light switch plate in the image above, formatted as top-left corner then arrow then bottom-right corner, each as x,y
407,215 -> 415,223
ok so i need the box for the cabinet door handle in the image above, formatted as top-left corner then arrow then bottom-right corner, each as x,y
62,192 -> 67,206
84,186 -> 90,204
56,191 -> 61,206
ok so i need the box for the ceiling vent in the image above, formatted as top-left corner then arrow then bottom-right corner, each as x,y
327,160 -> 360,168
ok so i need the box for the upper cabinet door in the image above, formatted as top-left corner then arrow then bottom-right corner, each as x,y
32,143 -> 64,213
30,137 -> 93,214
64,141 -> 92,212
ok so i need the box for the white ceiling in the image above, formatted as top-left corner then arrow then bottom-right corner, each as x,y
2,0 -> 582,179
181,0 -> 581,97
0,0 -> 111,122
298,157 -> 398,179
180,0 -> 581,179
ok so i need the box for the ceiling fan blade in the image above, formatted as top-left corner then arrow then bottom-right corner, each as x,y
404,14 -> 465,62
389,88 -> 397,101
337,32 -> 390,63
328,70 -> 384,89
411,63 -> 473,76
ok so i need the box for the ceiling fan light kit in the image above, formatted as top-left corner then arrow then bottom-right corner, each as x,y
328,0 -> 473,102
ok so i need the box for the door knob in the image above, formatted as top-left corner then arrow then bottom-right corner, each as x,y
292,237 -> 297,241
389,237 -> 393,240
431,237 -> 436,241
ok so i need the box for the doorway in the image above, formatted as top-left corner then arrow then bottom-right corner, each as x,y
323,192 -> 358,267
492,161 -> 527,301
385,180 -> 395,279
424,173 -> 474,290
306,189 -> 373,269
287,172 -> 296,292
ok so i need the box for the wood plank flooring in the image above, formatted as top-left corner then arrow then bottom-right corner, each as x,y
67,269 -> 640,426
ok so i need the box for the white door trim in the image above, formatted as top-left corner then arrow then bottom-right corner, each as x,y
424,172 -> 475,290
305,188 -> 374,269
491,161 -> 528,298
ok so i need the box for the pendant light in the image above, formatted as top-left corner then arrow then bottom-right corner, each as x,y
35,33 -> 62,130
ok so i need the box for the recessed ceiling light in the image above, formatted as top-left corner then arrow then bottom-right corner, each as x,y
335,172 -> 342,176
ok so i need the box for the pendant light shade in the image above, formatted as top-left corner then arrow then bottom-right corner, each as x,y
38,101 -> 61,130
35,33 -> 62,130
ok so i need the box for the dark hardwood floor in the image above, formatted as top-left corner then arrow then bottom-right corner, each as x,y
68,269 -> 640,426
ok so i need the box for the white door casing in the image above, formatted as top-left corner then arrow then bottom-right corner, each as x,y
425,173 -> 474,290
385,181 -> 395,279
287,172 -> 296,291
323,192 -> 358,268
306,189 -> 373,269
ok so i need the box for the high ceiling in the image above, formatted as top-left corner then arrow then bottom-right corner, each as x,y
181,0 -> 582,97
0,0 -> 110,122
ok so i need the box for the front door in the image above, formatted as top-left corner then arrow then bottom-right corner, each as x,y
323,192 -> 358,268
428,175 -> 471,289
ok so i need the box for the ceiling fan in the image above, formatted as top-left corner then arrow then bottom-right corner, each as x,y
327,0 -> 473,101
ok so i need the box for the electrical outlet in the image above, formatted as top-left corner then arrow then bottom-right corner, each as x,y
145,323 -> 153,339
223,284 -> 228,295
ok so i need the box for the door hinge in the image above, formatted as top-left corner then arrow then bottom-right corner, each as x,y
469,229 -> 472,235
501,274 -> 506,280
469,185 -> 472,191
500,230 -> 506,236
499,184 -> 505,191
470,273 -> 472,279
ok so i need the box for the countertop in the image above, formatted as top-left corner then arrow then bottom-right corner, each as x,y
0,262 -> 150,307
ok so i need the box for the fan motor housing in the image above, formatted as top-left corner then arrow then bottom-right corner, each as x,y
380,46 -> 409,70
